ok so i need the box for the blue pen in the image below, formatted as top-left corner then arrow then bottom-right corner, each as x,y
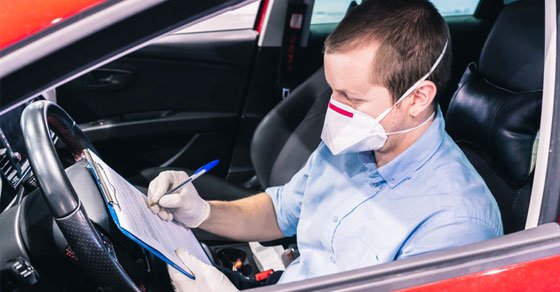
149,160 -> 219,206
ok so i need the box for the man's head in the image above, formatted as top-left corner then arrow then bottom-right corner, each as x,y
323,0 -> 451,157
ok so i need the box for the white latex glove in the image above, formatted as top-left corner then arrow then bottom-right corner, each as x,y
169,248 -> 238,292
147,170 -> 210,228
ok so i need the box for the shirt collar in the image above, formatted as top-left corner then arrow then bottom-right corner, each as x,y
358,107 -> 446,188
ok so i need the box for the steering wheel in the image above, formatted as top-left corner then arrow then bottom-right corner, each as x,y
21,100 -> 139,291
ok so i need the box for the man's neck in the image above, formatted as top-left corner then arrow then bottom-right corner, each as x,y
374,120 -> 433,168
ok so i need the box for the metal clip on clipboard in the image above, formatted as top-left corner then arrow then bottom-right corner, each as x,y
83,150 -> 120,210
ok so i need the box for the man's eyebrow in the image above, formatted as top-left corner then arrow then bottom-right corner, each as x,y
332,86 -> 365,99
337,89 -> 363,100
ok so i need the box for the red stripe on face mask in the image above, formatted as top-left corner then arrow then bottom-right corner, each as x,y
329,102 -> 354,118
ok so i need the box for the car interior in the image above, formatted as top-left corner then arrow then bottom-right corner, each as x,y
0,0 -> 550,291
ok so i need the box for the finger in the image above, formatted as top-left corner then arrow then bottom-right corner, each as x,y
174,249 -> 237,291
150,205 -> 160,214
184,182 -> 199,196
167,264 -> 191,292
148,172 -> 172,204
158,210 -> 171,221
158,193 -> 184,209
147,177 -> 161,205
175,248 -> 205,273
167,213 -> 174,222
168,263 -> 182,279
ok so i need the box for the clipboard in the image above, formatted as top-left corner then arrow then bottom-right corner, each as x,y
82,149 -> 211,280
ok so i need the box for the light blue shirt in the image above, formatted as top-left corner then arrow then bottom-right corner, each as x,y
266,109 -> 503,284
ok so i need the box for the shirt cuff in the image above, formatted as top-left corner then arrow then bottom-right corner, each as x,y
265,186 -> 297,236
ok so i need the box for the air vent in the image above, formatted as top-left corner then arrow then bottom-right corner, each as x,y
0,148 -> 18,187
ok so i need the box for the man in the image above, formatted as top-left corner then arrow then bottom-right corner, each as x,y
147,0 -> 503,290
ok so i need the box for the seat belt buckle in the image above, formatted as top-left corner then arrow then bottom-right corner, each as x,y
255,269 -> 274,282
281,245 -> 299,266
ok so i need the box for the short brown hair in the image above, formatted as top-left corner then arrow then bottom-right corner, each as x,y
324,0 -> 452,107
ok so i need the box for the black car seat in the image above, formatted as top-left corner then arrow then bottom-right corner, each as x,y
136,68 -> 332,201
445,0 -> 543,234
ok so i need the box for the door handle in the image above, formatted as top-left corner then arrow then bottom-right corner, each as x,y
82,68 -> 133,89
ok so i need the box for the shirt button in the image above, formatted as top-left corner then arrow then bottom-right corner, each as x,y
370,181 -> 383,188
333,216 -> 338,223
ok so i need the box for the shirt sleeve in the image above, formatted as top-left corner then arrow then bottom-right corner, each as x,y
265,148 -> 319,237
397,213 -> 501,259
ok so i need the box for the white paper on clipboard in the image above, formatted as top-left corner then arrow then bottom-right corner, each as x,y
83,149 -> 211,278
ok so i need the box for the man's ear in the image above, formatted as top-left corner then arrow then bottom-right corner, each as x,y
409,80 -> 437,117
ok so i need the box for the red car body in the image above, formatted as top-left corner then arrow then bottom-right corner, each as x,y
0,0 -> 105,51
403,254 -> 560,291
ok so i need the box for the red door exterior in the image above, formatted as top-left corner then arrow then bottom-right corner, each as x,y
0,0 -> 106,51
400,254 -> 560,292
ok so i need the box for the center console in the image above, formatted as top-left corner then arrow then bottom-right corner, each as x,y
201,238 -> 296,283
209,243 -> 260,277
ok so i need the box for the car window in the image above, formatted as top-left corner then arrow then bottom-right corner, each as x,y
431,0 -> 480,17
311,0 -> 481,25
310,0 -> 357,25
176,1 -> 260,34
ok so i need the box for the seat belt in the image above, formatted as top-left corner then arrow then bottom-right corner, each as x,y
277,0 -> 308,99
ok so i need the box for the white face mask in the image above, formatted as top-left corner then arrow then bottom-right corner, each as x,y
321,41 -> 447,155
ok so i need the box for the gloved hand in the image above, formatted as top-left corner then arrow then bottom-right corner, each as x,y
169,248 -> 238,292
147,170 -> 210,228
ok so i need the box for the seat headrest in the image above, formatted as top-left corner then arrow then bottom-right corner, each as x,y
446,64 -> 541,187
479,0 -> 544,92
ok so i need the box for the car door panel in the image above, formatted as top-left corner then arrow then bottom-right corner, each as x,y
57,30 -> 258,179
60,57 -> 245,121
79,112 -> 238,178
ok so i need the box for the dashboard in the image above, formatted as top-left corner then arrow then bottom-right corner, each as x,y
0,98 -> 47,212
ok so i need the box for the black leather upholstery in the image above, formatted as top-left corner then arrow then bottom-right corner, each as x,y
445,0 -> 543,234
251,69 -> 331,188
446,64 -> 542,187
478,0 -> 544,92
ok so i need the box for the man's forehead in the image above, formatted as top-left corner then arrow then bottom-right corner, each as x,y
324,42 -> 379,63
324,45 -> 381,93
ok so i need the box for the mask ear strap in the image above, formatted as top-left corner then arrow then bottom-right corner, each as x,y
386,111 -> 435,135
384,40 -> 449,116
375,105 -> 395,122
